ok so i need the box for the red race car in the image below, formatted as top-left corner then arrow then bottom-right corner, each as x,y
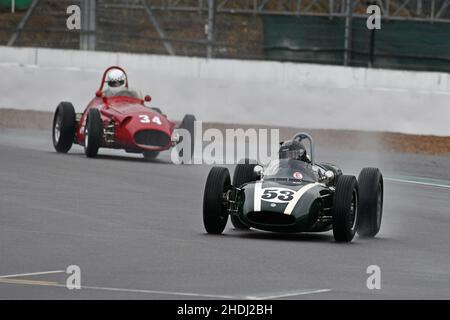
52,66 -> 195,161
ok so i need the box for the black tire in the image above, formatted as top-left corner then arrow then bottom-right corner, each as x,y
151,107 -> 163,114
177,114 -> 196,161
84,108 -> 102,158
332,175 -> 359,242
233,159 -> 258,187
143,150 -> 160,160
52,102 -> 76,153
203,167 -> 231,234
230,159 -> 257,230
357,168 -> 384,238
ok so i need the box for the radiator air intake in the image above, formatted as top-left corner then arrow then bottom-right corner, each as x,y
247,211 -> 296,225
134,130 -> 170,148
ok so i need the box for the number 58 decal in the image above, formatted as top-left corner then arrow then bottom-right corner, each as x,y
261,188 -> 295,202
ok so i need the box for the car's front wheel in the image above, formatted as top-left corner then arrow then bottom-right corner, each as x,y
357,168 -> 384,238
84,108 -> 102,158
332,175 -> 359,242
203,167 -> 231,234
143,150 -> 160,160
151,107 -> 163,115
230,159 -> 257,230
52,102 -> 76,153
177,114 -> 196,162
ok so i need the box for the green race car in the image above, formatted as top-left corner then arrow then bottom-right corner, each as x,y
202,133 -> 384,242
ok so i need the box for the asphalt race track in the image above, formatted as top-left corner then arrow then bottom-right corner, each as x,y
0,128 -> 449,299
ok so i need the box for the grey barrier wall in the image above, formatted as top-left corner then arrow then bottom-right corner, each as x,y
1,46 -> 449,135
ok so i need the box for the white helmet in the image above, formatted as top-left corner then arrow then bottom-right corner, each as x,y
105,69 -> 126,94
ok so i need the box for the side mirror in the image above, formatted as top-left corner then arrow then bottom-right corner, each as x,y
96,90 -> 103,98
253,165 -> 264,179
324,170 -> 335,184
144,95 -> 152,102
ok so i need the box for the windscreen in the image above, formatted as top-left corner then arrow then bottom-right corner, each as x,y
103,88 -> 143,99
264,159 -> 317,182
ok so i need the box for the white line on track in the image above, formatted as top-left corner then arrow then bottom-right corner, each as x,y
0,271 -> 331,299
0,280 -> 332,299
57,284 -> 237,299
0,279 -> 58,286
0,270 -> 65,279
244,289 -> 332,300
385,178 -> 450,189
0,278 -> 235,299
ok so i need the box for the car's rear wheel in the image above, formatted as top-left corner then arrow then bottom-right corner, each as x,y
231,159 -> 257,230
177,114 -> 196,162
332,175 -> 359,242
52,102 -> 76,153
151,107 -> 163,114
203,167 -> 231,234
357,168 -> 384,238
143,150 -> 160,160
84,108 -> 102,158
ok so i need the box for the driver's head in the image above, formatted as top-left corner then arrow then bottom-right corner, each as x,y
105,69 -> 126,94
279,139 -> 308,162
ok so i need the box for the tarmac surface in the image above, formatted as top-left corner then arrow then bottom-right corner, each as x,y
0,128 -> 449,299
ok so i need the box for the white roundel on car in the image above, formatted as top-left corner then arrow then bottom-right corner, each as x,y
253,182 -> 321,214
260,187 -> 296,203
293,172 -> 303,180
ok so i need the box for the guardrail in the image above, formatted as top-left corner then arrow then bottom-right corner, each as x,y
1,46 -> 449,136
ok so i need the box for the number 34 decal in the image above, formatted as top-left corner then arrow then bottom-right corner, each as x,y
139,115 -> 162,125
261,188 -> 295,202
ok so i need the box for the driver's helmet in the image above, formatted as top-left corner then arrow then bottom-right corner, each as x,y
105,69 -> 126,95
279,139 -> 308,162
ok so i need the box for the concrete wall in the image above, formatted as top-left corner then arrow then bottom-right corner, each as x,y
1,46 -> 449,136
